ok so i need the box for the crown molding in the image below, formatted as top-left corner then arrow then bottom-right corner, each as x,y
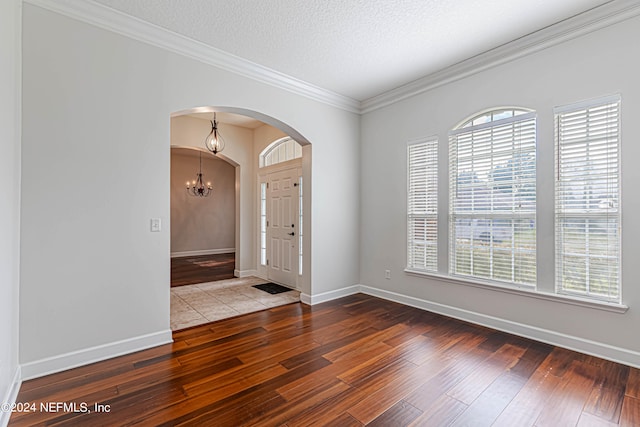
23,0 -> 361,113
361,0 -> 640,114
22,0 -> 640,116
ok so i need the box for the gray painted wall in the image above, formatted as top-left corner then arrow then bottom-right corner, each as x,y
17,0 -> 639,385
0,0 -> 21,418
360,15 -> 640,365
19,3 -> 360,376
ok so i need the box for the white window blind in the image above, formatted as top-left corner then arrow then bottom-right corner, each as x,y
407,137 -> 438,272
555,96 -> 621,302
449,110 -> 537,285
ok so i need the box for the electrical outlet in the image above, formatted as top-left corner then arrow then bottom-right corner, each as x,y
385,269 -> 391,279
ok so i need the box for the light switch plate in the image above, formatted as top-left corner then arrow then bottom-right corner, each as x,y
150,218 -> 161,232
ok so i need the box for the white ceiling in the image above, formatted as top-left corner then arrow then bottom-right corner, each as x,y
92,0 -> 612,102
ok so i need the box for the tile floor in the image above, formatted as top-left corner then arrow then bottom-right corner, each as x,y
170,276 -> 301,330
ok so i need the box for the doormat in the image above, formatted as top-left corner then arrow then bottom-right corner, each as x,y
253,283 -> 292,295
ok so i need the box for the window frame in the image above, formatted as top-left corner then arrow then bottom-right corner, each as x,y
404,101 -> 627,313
448,109 -> 537,287
407,136 -> 439,273
554,95 -> 622,303
298,175 -> 303,276
259,137 -> 302,168
259,181 -> 267,267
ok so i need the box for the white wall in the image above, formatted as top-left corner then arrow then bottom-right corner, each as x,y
20,4 -> 360,376
170,148 -> 235,255
0,0 -> 21,421
360,16 -> 640,366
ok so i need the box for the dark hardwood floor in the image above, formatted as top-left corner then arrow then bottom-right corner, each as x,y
171,253 -> 235,287
9,294 -> 640,426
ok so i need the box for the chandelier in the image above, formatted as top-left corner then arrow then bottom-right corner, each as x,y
204,113 -> 226,155
186,151 -> 212,197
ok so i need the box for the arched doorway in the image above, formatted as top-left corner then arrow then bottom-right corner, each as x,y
168,107 -> 312,329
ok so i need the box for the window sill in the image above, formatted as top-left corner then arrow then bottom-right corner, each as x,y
404,268 -> 628,314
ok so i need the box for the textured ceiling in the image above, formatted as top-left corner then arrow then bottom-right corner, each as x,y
92,0 -> 612,101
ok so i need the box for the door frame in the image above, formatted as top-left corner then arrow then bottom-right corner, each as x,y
257,159 -> 303,288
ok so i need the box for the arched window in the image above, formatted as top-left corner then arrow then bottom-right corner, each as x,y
449,107 -> 537,285
457,108 -> 532,129
259,137 -> 302,168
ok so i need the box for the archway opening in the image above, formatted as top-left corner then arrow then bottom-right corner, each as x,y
168,106 -> 312,330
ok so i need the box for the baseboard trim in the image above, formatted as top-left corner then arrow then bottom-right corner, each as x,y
234,269 -> 258,278
359,285 -> 640,369
171,248 -> 235,258
302,283 -> 640,368
20,330 -> 173,381
0,366 -> 22,427
301,285 -> 361,306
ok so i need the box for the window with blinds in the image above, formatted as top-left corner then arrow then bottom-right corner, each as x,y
555,96 -> 621,302
260,137 -> 302,168
407,137 -> 438,272
449,109 -> 537,285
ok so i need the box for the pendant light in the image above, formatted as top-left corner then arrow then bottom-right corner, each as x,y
204,113 -> 226,155
186,151 -> 212,197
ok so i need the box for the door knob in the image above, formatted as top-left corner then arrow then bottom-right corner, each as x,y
288,232 -> 295,236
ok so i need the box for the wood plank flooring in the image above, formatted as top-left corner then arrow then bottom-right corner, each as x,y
171,253 -> 235,287
9,294 -> 640,426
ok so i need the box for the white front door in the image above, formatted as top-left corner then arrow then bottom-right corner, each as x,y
266,167 -> 298,287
